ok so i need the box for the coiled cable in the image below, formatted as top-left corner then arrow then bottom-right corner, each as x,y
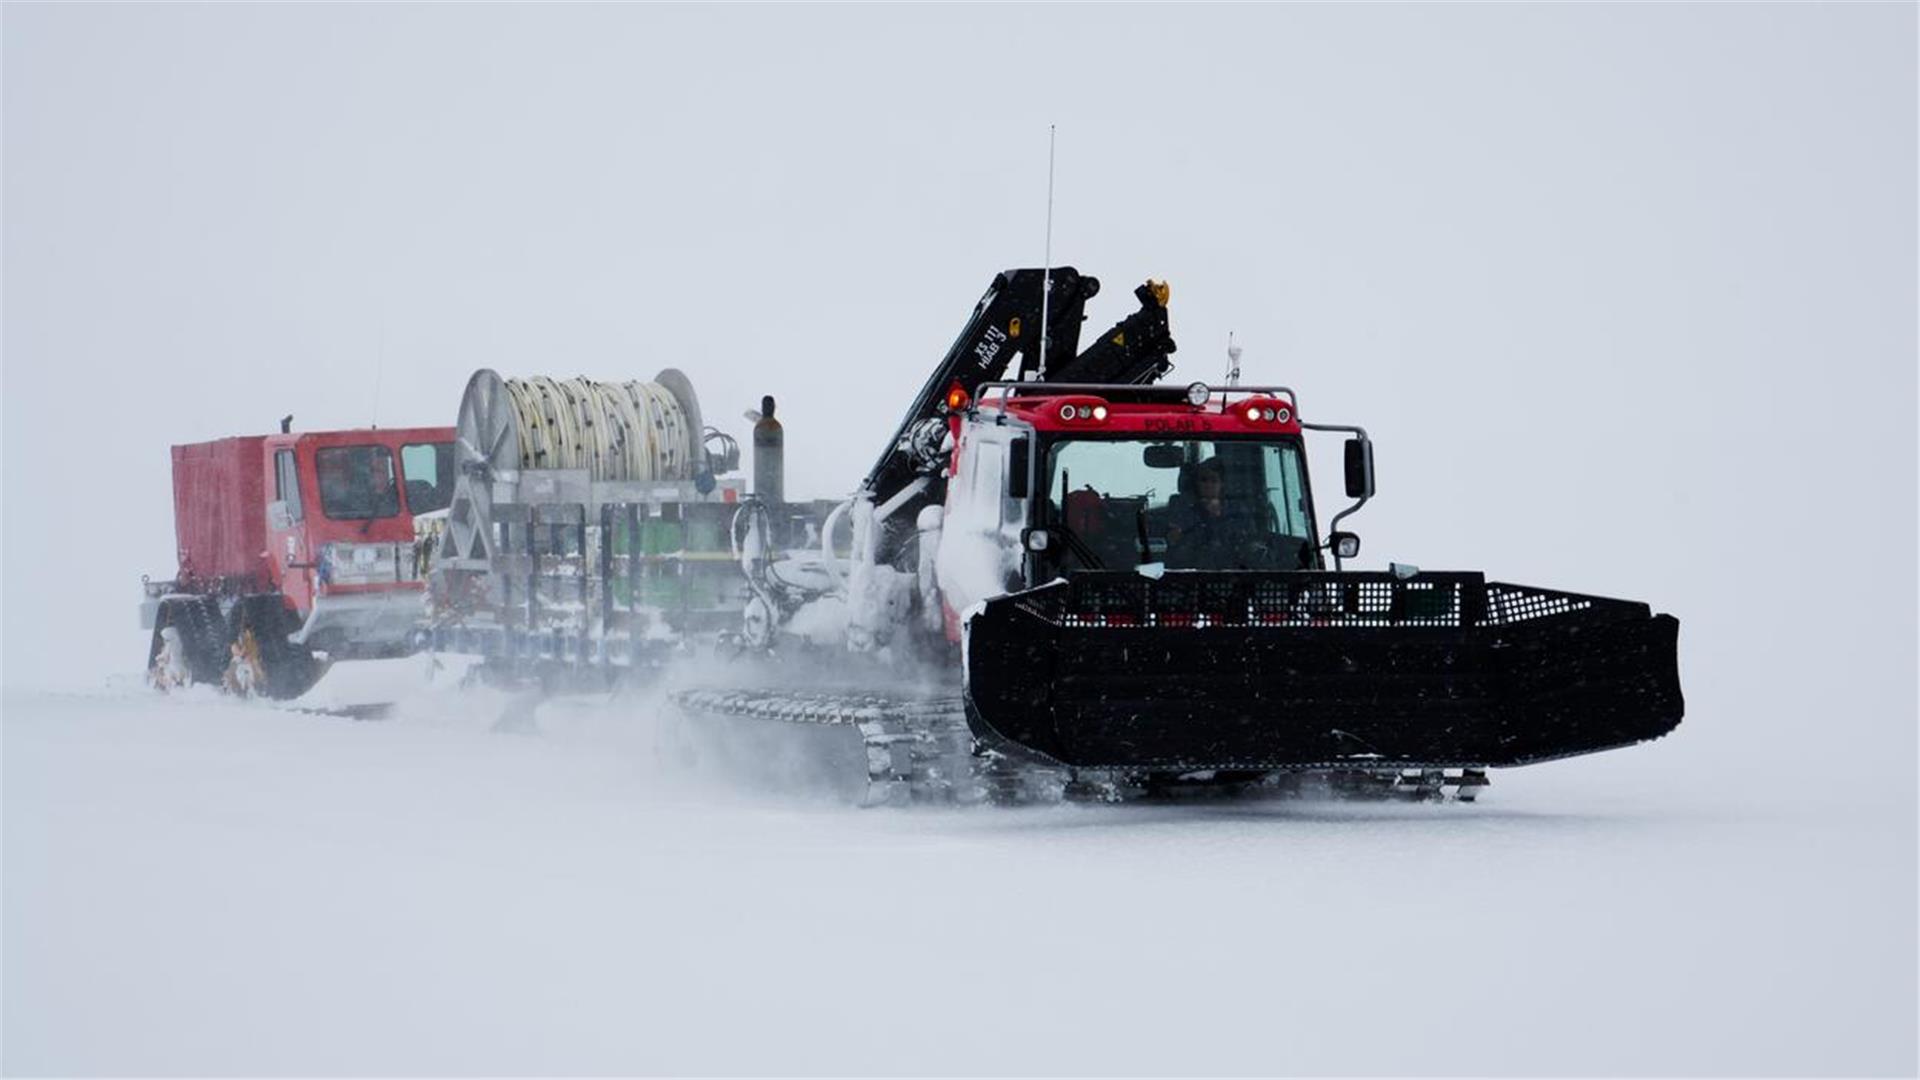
497,375 -> 697,482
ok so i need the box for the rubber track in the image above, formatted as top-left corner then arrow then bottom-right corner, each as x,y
671,688 -> 1063,805
669,688 -> 1488,806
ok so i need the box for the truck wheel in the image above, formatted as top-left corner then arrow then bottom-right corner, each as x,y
228,594 -> 325,700
147,596 -> 230,687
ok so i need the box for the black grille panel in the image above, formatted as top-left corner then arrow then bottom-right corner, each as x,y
1014,571 -> 1631,631
1483,582 -> 1596,625
965,570 -> 1681,771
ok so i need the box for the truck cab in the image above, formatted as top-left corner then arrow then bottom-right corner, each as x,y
260,426 -> 455,657
934,384 -> 1332,636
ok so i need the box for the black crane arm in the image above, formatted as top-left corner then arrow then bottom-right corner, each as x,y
860,267 -> 1096,502
860,268 -> 1178,507
1046,279 -> 1178,385
852,267 -> 1179,577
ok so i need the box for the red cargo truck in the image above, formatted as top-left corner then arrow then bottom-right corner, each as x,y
143,424 -> 455,698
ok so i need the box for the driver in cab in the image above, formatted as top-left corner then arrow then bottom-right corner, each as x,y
1165,457 -> 1307,571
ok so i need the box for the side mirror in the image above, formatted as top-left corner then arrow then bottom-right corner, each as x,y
1329,532 -> 1361,560
1344,437 -> 1375,500
1008,438 -> 1030,499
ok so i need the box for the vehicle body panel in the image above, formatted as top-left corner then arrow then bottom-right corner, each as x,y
170,436 -> 271,588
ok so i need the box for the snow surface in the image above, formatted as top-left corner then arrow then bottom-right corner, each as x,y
3,644 -> 1914,1076
4,3 -> 1916,1075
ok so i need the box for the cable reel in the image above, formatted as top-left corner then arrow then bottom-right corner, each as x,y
447,367 -> 715,565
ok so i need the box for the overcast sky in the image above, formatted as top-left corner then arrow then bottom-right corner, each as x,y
3,3 -> 1914,783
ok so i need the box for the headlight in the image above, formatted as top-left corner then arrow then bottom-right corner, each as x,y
1186,382 -> 1210,407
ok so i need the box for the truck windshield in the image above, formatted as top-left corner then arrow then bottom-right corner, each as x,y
1044,438 -> 1316,571
315,445 -> 401,521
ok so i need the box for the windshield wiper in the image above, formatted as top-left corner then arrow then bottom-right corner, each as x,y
1049,468 -> 1107,570
1049,519 -> 1107,571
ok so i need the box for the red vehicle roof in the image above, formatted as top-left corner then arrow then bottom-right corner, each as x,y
978,389 -> 1302,438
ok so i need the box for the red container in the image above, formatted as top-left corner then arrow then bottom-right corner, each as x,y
171,436 -> 268,586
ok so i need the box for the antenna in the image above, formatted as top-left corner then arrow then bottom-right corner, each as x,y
370,314 -> 386,429
1038,124 -> 1056,381
1226,332 -> 1243,387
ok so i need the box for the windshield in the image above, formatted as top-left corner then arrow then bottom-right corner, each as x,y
315,444 -> 401,521
1044,438 -> 1317,571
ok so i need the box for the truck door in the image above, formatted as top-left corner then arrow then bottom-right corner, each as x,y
933,428 -> 1027,630
267,447 -> 314,615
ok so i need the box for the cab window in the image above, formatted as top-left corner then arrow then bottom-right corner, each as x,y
274,449 -> 304,523
1043,437 -> 1317,571
315,445 -> 400,521
400,442 -> 454,514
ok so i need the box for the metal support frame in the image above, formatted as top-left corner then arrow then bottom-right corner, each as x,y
599,503 -> 614,667
1298,421 -> 1372,571
627,503 -> 643,665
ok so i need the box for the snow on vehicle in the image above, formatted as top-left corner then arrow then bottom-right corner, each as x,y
142,421 -> 455,698
675,267 -> 1686,802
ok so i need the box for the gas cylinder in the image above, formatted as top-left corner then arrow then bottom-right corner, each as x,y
753,395 -> 784,504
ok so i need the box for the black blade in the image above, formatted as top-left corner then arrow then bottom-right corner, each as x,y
963,571 -> 1683,771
